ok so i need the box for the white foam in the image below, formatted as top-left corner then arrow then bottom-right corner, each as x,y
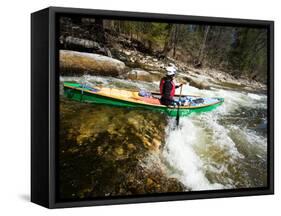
163,118 -> 224,190
228,125 -> 267,157
248,93 -> 262,100
61,75 -> 159,91
201,113 -> 245,159
178,84 -> 267,114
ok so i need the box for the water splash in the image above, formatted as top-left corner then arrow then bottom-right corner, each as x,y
60,75 -> 158,93
162,84 -> 267,190
163,117 -> 224,190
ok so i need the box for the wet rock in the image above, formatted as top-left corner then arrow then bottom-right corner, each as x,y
152,139 -> 161,151
146,178 -> 154,188
126,68 -> 162,82
60,50 -> 126,76
59,99 -> 185,199
115,147 -> 124,156
124,50 -> 132,56
184,76 -> 211,90
126,69 -> 153,82
127,143 -> 137,151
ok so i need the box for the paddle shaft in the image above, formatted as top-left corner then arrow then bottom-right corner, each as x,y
176,85 -> 183,126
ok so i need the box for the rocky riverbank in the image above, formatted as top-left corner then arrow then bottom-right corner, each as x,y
59,34 -> 266,93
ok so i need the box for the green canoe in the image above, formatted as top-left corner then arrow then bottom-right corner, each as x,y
63,82 -> 224,117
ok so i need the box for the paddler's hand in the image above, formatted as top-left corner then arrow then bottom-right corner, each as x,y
176,83 -> 183,88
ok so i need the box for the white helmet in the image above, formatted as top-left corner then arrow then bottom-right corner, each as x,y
168,63 -> 177,69
166,66 -> 176,76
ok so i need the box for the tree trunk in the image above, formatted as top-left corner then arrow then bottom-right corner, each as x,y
94,18 -> 105,43
172,25 -> 180,57
162,24 -> 173,56
197,25 -> 210,66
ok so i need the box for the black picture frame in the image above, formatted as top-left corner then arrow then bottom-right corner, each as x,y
31,6 -> 274,209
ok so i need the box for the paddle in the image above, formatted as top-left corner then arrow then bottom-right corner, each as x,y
176,84 -> 183,127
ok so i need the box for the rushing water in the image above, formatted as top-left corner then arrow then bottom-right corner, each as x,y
163,85 -> 267,190
60,75 -> 267,194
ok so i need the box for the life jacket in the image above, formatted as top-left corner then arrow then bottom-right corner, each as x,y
160,77 -> 176,99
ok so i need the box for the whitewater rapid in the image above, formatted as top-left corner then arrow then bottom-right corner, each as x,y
162,84 -> 267,190
61,75 -> 268,190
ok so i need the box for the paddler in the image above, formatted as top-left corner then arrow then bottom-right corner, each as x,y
159,64 -> 183,106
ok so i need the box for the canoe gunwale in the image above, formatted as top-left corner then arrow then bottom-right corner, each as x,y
63,83 -> 224,110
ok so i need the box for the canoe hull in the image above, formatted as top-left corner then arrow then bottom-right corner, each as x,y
63,82 -> 224,117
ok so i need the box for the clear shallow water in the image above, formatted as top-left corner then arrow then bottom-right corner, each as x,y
60,75 -> 267,191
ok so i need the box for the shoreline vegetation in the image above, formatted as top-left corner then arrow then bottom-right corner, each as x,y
59,17 -> 267,93
59,17 -> 268,199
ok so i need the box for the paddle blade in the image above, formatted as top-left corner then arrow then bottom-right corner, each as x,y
176,85 -> 183,127
176,106 -> 180,126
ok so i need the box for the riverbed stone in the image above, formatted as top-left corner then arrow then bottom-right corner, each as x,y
59,98 -> 185,199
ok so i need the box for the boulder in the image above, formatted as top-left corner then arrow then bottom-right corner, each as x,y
60,36 -> 112,56
184,76 -> 210,90
60,50 -> 126,76
126,69 -> 162,82
126,69 -> 153,82
64,36 -> 101,50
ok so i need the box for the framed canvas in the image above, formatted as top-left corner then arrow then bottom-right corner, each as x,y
31,6 -> 274,208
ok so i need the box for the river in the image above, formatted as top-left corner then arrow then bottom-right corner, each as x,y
59,74 -> 267,198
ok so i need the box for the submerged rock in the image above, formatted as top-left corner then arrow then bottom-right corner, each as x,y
59,98 -> 184,199
60,50 -> 126,76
